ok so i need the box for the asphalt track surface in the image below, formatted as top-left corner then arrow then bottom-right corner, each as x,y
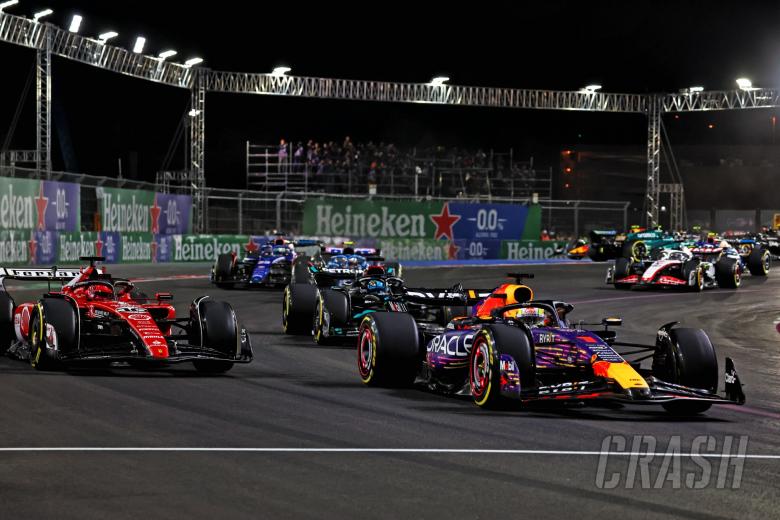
1,262 -> 779,519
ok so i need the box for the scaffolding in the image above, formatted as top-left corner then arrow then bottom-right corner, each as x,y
2,10 -> 780,228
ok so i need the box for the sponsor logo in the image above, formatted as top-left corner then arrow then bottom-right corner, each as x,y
116,306 -> 146,313
127,314 -> 152,321
315,205 -> 427,238
0,183 -> 36,230
426,333 -> 474,357
99,191 -> 151,233
504,241 -> 562,260
173,236 -> 245,262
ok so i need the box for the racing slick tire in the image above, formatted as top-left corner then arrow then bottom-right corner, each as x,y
682,259 -> 704,292
714,257 -> 741,289
30,298 -> 78,370
587,247 -> 609,262
747,246 -> 770,276
0,292 -> 15,353
282,283 -> 318,335
622,240 -> 647,261
190,299 -> 238,374
357,312 -> 419,387
213,253 -> 235,289
384,262 -> 402,278
469,324 -> 536,409
314,289 -> 349,345
292,256 -> 311,283
652,327 -> 718,415
613,257 -> 633,290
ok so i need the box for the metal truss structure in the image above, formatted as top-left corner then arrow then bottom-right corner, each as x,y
659,183 -> 685,231
2,10 -> 780,229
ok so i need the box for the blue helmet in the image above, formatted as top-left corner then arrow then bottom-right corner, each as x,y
366,279 -> 386,293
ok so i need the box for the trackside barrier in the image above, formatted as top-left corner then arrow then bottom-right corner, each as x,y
0,231 -> 570,265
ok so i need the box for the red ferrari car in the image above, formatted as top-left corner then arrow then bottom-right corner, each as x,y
0,257 -> 252,372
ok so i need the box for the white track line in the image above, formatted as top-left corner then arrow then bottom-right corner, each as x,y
0,448 -> 778,458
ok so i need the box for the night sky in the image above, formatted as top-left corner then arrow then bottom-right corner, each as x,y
1,0 -> 780,187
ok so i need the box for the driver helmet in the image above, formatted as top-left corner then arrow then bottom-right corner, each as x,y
365,279 -> 386,294
88,284 -> 114,300
506,306 -> 549,327
348,256 -> 361,270
330,256 -> 348,269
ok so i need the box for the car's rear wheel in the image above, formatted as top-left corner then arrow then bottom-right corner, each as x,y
623,240 -> 646,260
652,327 -> 717,415
292,255 -> 311,283
190,299 -> 238,373
613,257 -> 633,290
314,289 -> 349,345
283,283 -> 318,335
469,324 -> 535,409
715,258 -> 740,289
29,299 -> 78,371
0,292 -> 15,354
747,246 -> 770,276
214,253 -> 235,289
357,312 -> 419,386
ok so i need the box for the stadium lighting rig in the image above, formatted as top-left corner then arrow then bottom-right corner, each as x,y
185,57 -> 204,67
688,86 -> 704,93
132,36 -> 146,53
68,14 -> 82,33
736,77 -> 754,90
98,31 -> 118,43
158,49 -> 178,60
271,66 -> 291,76
430,76 -> 450,86
582,84 -> 602,93
32,8 -> 53,21
0,0 -> 18,13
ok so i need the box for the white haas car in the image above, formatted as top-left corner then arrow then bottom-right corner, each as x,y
606,246 -> 741,290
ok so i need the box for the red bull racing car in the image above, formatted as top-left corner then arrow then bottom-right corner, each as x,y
357,276 -> 745,415
1,257 -> 252,372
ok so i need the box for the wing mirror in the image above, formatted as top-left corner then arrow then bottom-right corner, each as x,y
155,292 -> 173,301
602,317 -> 622,327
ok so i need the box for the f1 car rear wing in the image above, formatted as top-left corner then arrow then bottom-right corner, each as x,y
0,266 -> 82,292
404,288 -> 493,306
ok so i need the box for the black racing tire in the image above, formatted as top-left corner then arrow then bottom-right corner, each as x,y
357,312 -> 419,387
190,299 -> 238,355
292,256 -> 311,283
715,257 -> 741,289
622,240 -> 647,260
587,248 -> 609,262
30,299 -> 78,370
214,253 -> 235,289
384,262 -> 402,278
747,246 -> 770,276
469,324 -> 536,409
440,305 -> 470,326
314,289 -> 350,345
0,292 -> 15,354
652,327 -> 717,415
613,257 -> 632,290
683,259 -> 703,292
282,283 -> 318,335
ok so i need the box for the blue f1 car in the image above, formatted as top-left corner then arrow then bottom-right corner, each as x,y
211,237 -> 320,289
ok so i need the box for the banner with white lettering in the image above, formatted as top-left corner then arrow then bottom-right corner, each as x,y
0,177 -> 79,232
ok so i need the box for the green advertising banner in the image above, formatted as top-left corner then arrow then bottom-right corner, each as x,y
378,239 -> 453,261
521,204 -> 541,240
59,232 -> 102,262
0,230 -> 32,264
500,240 -> 567,260
303,199 -> 442,239
97,186 -> 155,233
0,177 -> 45,231
170,234 -> 254,262
120,233 -> 154,263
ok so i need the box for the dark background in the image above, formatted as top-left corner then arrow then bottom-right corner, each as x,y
1,0 -> 779,197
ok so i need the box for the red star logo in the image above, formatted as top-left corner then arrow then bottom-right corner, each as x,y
447,242 -> 460,260
430,203 -> 461,241
35,181 -> 49,231
150,195 -> 162,234
28,232 -> 38,263
151,241 -> 158,263
95,234 -> 104,257
245,236 -> 259,253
